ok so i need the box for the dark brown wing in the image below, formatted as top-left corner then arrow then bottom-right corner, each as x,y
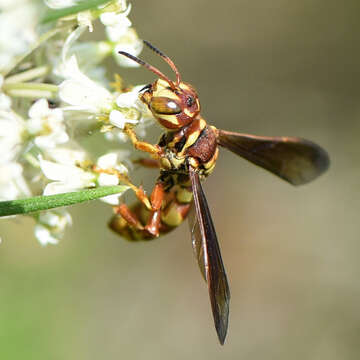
188,203 -> 207,281
217,130 -> 330,185
189,166 -> 230,345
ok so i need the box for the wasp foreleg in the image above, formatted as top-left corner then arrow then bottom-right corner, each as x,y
92,165 -> 152,210
124,125 -> 163,158
133,158 -> 161,169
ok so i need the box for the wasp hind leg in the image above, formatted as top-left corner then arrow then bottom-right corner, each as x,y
109,181 -> 165,240
144,181 -> 165,237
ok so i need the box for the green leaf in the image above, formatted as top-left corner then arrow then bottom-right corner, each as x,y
0,186 -> 129,217
41,0 -> 111,24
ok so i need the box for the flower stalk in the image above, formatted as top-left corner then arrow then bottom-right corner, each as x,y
0,186 -> 129,217
3,82 -> 59,99
4,66 -> 50,84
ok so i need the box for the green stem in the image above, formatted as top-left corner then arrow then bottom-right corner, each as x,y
0,186 -> 129,217
41,0 -> 111,24
3,82 -> 59,99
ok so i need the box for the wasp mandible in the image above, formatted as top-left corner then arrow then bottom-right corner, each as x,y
108,41 -> 330,345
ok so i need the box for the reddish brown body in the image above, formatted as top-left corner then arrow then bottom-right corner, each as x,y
108,41 -> 329,345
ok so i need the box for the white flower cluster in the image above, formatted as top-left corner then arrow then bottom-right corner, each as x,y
0,1 -> 155,245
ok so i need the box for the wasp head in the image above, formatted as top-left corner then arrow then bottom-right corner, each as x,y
140,79 -> 200,130
119,41 -> 200,130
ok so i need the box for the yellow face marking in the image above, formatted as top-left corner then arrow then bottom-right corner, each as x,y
154,89 -> 179,101
158,114 -> 180,125
179,83 -> 190,91
156,79 -> 170,90
154,79 -> 179,101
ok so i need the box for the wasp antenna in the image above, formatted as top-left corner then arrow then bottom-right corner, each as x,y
143,40 -> 181,85
118,51 -> 176,89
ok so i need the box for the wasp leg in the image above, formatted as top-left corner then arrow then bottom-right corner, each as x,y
92,166 -> 152,210
144,181 -> 165,237
124,125 -> 163,158
115,204 -> 144,231
133,158 -> 161,169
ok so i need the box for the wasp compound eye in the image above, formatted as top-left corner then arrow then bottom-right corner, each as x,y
150,97 -> 182,114
186,96 -> 195,107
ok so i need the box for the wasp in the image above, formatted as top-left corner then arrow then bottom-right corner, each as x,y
107,41 -> 329,344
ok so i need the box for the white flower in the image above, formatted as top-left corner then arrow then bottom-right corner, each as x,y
109,109 -> 138,129
45,0 -> 78,9
26,99 -> 69,149
100,4 -> 132,39
0,110 -> 25,164
108,85 -> 154,131
113,28 -> 143,67
0,1 -> 38,71
45,145 -> 88,165
97,152 -> 129,175
71,41 -> 112,72
0,93 -> 11,111
0,162 -> 31,201
77,11 -> 94,32
116,85 -> 151,114
96,152 -> 130,204
39,155 -> 96,195
58,55 -> 114,115
35,209 -> 72,246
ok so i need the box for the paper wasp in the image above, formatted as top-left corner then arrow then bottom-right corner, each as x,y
108,41 -> 329,344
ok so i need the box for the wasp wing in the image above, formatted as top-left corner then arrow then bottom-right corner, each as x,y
188,203 -> 207,281
217,130 -> 329,185
189,166 -> 230,345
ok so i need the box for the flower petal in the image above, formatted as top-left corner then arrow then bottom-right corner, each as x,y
34,224 -> 59,246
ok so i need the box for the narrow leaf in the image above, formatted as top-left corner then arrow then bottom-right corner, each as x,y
0,186 -> 129,217
41,0 -> 111,24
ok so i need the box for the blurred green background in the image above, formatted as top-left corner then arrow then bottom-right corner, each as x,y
1,0 -> 360,358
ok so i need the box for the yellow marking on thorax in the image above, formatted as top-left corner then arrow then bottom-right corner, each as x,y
188,157 -> 199,169
170,156 -> 186,169
160,157 -> 172,170
177,118 -> 207,156
202,148 -> 219,176
204,147 -> 219,170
